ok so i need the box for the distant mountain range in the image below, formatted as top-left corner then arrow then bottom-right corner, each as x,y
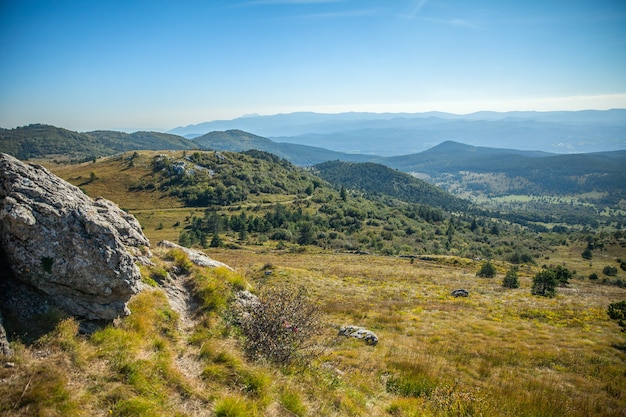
169,109 -> 626,154
2,122 -> 625,206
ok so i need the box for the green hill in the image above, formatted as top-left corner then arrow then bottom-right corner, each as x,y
192,129 -> 370,166
314,160 -> 469,212
0,124 -> 196,160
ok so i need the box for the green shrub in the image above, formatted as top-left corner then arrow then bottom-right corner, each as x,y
608,301 -> 626,332
502,267 -> 520,288
531,269 -> 558,297
603,265 -> 618,276
476,260 -> 496,278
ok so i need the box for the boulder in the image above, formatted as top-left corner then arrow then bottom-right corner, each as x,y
157,240 -> 233,270
451,289 -> 469,297
338,325 -> 378,346
0,153 -> 149,320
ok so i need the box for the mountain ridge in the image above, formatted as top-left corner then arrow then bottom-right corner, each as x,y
169,109 -> 626,154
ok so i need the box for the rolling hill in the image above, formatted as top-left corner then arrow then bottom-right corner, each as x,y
191,129 -> 371,166
0,124 -> 196,160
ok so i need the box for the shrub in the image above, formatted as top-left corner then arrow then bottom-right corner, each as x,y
589,272 -> 599,280
581,248 -> 593,260
502,267 -> 520,288
607,301 -> 626,332
476,260 -> 496,278
603,265 -> 618,276
531,269 -> 558,297
551,265 -> 573,286
238,285 -> 323,364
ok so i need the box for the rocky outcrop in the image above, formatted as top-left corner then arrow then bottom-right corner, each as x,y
0,153 -> 149,320
157,240 -> 233,270
338,325 -> 378,346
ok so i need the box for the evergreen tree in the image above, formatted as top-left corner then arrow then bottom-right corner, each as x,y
531,269 -> 558,297
210,233 -> 222,248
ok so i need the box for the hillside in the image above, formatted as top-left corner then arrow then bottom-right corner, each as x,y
44,150 -> 552,261
192,129 -> 370,166
382,142 -> 626,225
0,124 -> 196,161
313,160 -> 469,212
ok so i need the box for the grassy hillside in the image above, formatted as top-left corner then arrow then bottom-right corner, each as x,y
2,245 -> 625,416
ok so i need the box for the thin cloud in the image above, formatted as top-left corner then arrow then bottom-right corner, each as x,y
421,16 -> 483,29
406,0 -> 428,20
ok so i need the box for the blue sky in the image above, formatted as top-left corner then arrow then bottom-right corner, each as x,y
1,0 -> 625,131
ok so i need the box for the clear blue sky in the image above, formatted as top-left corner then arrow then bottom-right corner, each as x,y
1,0 -> 625,131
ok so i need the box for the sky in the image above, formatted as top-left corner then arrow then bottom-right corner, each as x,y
1,0 -> 625,131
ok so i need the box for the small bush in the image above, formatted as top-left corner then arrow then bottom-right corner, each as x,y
589,272 -> 599,280
608,301 -> 626,332
238,285 -> 323,364
502,267 -> 519,288
476,260 -> 496,278
603,265 -> 618,276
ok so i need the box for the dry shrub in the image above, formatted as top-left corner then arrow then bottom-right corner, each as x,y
238,285 -> 323,364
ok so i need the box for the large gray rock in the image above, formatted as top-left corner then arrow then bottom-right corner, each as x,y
0,153 -> 149,320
